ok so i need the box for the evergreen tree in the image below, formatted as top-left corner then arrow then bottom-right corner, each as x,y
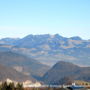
16,83 -> 24,90
1,82 -> 7,90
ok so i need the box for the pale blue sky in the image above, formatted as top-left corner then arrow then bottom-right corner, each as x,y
0,0 -> 90,39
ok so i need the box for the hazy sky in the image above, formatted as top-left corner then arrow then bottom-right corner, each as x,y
0,0 -> 90,39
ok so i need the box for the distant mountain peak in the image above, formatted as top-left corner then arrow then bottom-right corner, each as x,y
54,34 -> 64,38
52,61 -> 79,69
70,36 -> 82,40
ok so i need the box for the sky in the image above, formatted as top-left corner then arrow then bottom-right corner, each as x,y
0,0 -> 90,39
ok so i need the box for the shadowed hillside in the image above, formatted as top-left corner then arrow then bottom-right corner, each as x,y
43,61 -> 90,84
0,64 -> 34,82
0,51 -> 50,79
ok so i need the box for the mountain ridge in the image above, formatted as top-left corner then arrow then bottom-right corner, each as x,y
0,34 -> 90,66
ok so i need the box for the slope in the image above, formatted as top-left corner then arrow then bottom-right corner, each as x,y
43,61 -> 90,84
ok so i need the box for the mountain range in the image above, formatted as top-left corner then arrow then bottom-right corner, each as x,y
0,34 -> 90,83
0,34 -> 90,66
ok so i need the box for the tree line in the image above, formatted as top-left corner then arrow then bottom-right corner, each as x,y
0,82 -> 24,90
